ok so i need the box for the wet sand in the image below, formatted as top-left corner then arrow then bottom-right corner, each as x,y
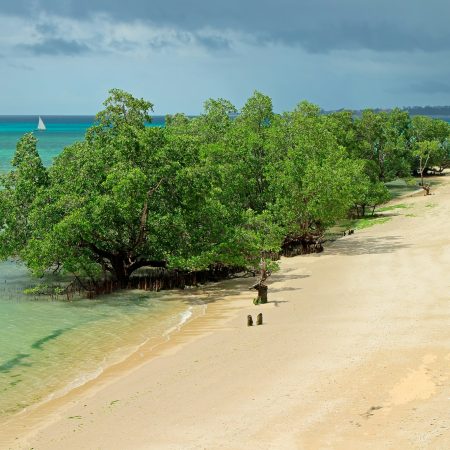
3,178 -> 450,449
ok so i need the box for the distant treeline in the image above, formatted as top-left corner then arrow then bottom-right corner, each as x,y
403,106 -> 450,117
0,89 -> 449,295
328,105 -> 450,118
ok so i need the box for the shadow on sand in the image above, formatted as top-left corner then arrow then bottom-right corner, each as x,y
321,235 -> 407,256
267,300 -> 289,307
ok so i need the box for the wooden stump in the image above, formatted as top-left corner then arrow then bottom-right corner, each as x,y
256,313 -> 263,325
257,284 -> 268,304
247,315 -> 253,326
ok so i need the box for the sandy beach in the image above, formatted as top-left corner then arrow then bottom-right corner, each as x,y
2,177 -> 450,449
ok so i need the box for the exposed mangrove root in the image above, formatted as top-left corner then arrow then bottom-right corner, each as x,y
281,234 -> 324,257
63,236 -> 325,300
66,264 -> 246,300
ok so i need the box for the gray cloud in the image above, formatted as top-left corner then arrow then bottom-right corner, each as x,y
410,80 -> 450,95
21,38 -> 90,55
109,39 -> 140,52
4,0 -> 450,53
2,0 -> 450,114
34,21 -> 59,36
195,35 -> 231,51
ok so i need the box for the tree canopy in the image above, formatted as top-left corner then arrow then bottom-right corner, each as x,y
1,89 -> 449,289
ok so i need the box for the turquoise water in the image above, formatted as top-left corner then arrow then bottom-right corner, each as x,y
0,115 -> 165,170
0,116 -> 92,170
0,116 -> 199,422
0,260 -> 201,419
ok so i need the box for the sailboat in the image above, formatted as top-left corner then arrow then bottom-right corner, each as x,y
37,116 -> 46,131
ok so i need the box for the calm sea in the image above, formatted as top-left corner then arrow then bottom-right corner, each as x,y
0,115 -> 165,170
0,115 -> 203,423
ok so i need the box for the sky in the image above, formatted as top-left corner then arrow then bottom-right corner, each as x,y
1,0 -> 450,114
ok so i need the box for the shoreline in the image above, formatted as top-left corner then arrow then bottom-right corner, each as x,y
0,286 -> 206,424
0,276 -> 257,447
3,176 -> 450,448
0,300 -> 198,422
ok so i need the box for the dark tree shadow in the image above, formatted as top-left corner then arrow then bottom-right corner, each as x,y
0,353 -> 31,373
31,328 -> 71,350
267,300 -> 289,307
323,235 -> 407,256
271,274 -> 309,282
269,286 -> 303,293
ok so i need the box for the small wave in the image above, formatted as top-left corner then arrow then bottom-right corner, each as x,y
46,366 -> 104,401
44,306 -> 196,403
163,307 -> 193,337
3,302 -> 201,425
179,309 -> 193,326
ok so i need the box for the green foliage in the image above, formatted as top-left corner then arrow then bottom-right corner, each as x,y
267,103 -> 358,242
0,133 -> 48,260
23,284 -> 65,296
351,162 -> 391,217
410,116 -> 450,173
2,89 -> 449,288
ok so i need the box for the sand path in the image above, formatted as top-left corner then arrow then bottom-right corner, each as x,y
3,178 -> 450,449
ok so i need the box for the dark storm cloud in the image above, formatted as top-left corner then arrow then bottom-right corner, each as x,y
21,38 -> 90,56
4,0 -> 450,53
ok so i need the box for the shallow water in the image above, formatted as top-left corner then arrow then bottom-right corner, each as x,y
0,114 -> 192,421
0,261 -> 202,420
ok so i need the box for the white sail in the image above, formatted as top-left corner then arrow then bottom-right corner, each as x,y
37,116 -> 46,131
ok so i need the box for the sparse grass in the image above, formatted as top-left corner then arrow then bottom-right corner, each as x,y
377,203 -> 410,212
338,216 -> 392,232
425,203 -> 437,208
354,217 -> 391,229
405,214 -> 417,217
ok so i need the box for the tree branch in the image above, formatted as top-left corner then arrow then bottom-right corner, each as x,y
135,177 -> 164,249
127,259 -> 167,273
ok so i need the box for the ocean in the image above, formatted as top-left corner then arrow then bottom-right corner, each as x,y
0,115 -> 203,422
0,115 -> 165,171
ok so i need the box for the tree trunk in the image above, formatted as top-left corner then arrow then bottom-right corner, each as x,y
253,283 -> 268,304
110,255 -> 130,288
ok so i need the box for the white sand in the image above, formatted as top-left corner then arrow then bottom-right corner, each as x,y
3,178 -> 450,449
